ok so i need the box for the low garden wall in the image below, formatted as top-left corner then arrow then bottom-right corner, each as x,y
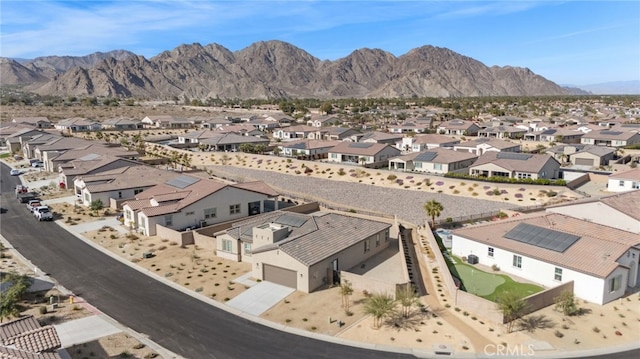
523,281 -> 574,315
455,290 -> 504,323
340,271 -> 410,299
155,224 -> 194,246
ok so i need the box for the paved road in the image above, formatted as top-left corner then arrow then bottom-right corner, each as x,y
1,163 -> 413,359
1,163 -> 638,359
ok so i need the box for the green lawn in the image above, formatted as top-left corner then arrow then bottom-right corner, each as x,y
452,257 -> 543,302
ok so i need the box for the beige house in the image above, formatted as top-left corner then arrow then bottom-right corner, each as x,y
11,116 -> 52,129
58,155 -> 142,188
214,211 -> 394,292
388,148 -> 477,174
544,144 -> 616,168
398,134 -> 460,153
328,142 -> 401,167
277,139 -> 341,157
581,130 -> 640,148
469,152 -> 560,179
122,176 -> 279,236
453,137 -> 521,155
437,119 -> 481,136
73,165 -> 181,208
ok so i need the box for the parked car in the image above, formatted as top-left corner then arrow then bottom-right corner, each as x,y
31,161 -> 44,168
26,200 -> 42,212
33,206 -> 53,221
17,192 -> 39,203
10,169 -> 20,176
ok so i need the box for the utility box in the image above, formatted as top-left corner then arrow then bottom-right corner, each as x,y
467,254 -> 479,265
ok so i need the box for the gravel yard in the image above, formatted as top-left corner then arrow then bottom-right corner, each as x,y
208,165 -> 519,226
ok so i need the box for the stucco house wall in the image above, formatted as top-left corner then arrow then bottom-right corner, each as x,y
451,234 -> 632,304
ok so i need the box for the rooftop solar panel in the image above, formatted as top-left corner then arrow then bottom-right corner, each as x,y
496,152 -> 533,161
415,151 -> 438,162
349,143 -> 374,148
504,223 -> 580,253
274,214 -> 307,228
166,175 -> 200,189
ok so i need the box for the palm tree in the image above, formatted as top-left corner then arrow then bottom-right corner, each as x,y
423,200 -> 444,229
364,293 -> 396,329
496,291 -> 530,333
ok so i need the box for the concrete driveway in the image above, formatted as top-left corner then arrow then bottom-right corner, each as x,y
226,281 -> 295,316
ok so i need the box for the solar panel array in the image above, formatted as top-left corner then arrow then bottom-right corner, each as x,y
166,175 -> 200,189
599,131 -> 622,135
496,152 -> 533,161
504,223 -> 581,253
349,142 -> 374,148
274,214 -> 307,228
415,151 -> 438,162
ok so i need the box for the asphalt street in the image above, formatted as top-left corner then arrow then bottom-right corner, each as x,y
1,162 -> 638,359
0,163 -> 413,359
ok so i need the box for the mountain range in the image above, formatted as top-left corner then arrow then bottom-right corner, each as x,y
0,40 -> 605,99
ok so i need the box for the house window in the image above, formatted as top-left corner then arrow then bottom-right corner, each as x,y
222,239 -> 232,252
488,247 -> 494,257
512,255 -> 522,269
118,191 -> 122,199
165,215 -> 173,226
434,163 -> 442,170
415,162 -> 422,168
244,242 -> 252,254
385,230 -> 390,242
609,275 -> 622,292
633,182 -> 640,189
185,211 -> 195,216
204,208 -> 217,219
375,235 -> 380,247
619,180 -> 625,187
364,239 -> 371,253
84,193 -> 89,202
134,189 -> 143,195
554,267 -> 563,281
330,153 -> 337,159
229,204 -> 241,215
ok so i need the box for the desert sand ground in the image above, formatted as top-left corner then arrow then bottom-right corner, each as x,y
6,149 -> 639,357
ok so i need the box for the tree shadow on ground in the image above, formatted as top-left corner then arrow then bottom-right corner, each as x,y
383,308 -> 431,332
517,314 -> 555,333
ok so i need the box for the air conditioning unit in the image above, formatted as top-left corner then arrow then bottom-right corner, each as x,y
467,254 -> 479,265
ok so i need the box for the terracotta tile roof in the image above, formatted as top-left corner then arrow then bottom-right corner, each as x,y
0,316 -> 61,358
393,148 -> 477,164
231,181 -> 279,197
609,168 -> 640,181
470,152 -> 558,173
583,129 -> 640,140
359,131 -> 404,142
329,142 -> 398,156
412,134 -> 459,145
455,138 -> 521,150
453,213 -> 640,278
599,190 -> 640,222
79,165 -> 181,193
279,139 -> 340,150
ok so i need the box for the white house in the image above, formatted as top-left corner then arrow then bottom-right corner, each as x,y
327,142 -> 401,166
397,134 -> 460,153
122,175 -> 279,236
451,213 -> 640,304
606,168 -> 640,193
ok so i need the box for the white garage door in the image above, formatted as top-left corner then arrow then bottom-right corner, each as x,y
263,264 -> 297,289
575,158 -> 594,166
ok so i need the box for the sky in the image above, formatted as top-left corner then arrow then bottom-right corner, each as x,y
1,1 -> 639,86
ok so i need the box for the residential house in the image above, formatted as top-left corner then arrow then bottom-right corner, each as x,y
469,152 -> 560,179
54,117 -> 102,133
74,165 -> 181,208
324,127 -> 360,141
397,134 -> 460,153
215,124 -> 264,137
177,130 -> 222,144
273,125 -> 324,140
2,128 -> 51,154
581,130 -> 640,148
606,168 -> 640,193
141,115 -> 192,129
306,115 -> 342,127
122,175 -> 279,236
546,190 -> 640,234
451,212 -> 640,304
327,142 -> 401,167
247,117 -> 281,131
58,154 -> 142,188
21,133 -> 63,159
199,133 -> 270,152
453,138 -> 521,156
357,131 -> 404,144
199,116 -> 232,129
437,120 -> 481,136
388,120 -> 431,134
11,116 -> 52,129
49,144 -> 140,174
213,210 -> 394,292
523,128 -> 584,143
544,144 -> 616,168
0,315 -> 62,359
477,125 -> 527,139
101,117 -> 144,130
277,139 -> 341,158
388,148 -> 478,174
32,137 -> 95,167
